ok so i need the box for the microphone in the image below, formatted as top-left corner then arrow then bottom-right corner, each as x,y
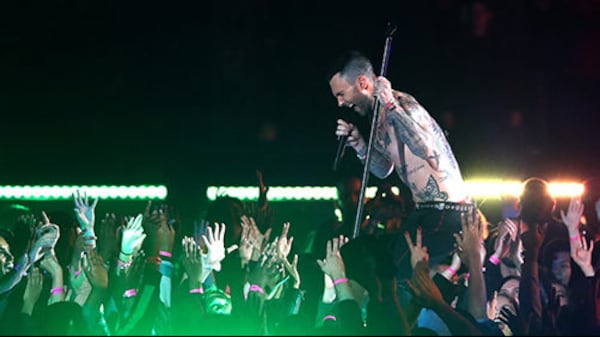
332,135 -> 347,171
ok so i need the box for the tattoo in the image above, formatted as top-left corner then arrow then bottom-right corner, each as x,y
406,164 -> 425,177
413,175 -> 448,202
426,151 -> 440,169
431,120 -> 459,170
388,93 -> 431,160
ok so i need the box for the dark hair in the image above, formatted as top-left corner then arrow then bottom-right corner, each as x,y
519,177 -> 555,225
326,50 -> 375,83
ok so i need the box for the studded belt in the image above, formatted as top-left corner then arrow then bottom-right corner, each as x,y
415,202 -> 474,212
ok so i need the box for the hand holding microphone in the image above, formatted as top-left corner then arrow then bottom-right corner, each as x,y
333,119 -> 366,170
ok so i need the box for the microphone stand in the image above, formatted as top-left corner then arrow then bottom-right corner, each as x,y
352,22 -> 397,239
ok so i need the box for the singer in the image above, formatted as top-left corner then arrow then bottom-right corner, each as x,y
327,50 -> 474,298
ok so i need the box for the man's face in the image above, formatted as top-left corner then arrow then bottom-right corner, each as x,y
0,236 -> 14,276
329,73 -> 373,116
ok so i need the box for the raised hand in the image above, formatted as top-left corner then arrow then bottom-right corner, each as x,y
35,211 -> 61,254
276,222 -> 294,261
241,215 -> 271,261
82,248 -> 108,289
571,235 -> 595,277
560,196 -> 584,236
454,209 -> 485,268
374,76 -> 397,109
239,218 -> 253,266
201,223 -> 226,272
120,214 -> 146,256
22,267 -> 44,315
281,254 -> 300,289
73,189 -> 99,247
404,226 -> 429,270
492,218 -> 518,261
316,235 -> 349,280
181,236 -> 206,285
98,212 -> 119,263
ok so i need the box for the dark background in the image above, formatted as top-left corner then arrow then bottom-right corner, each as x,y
0,0 -> 598,220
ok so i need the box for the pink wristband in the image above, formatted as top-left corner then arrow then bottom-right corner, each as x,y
159,250 -> 172,258
189,287 -> 204,294
569,235 -> 579,241
51,287 -> 65,295
446,266 -> 457,276
333,277 -> 349,285
323,315 -> 337,321
123,288 -> 137,298
118,260 -> 132,268
249,284 -> 265,294
489,255 -> 501,265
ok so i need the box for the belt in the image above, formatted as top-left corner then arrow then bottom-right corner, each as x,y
415,202 -> 474,212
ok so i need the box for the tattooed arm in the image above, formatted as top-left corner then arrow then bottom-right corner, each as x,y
388,92 -> 439,170
374,77 -> 439,170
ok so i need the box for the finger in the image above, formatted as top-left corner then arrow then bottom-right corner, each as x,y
41,211 -> 50,224
219,223 -> 226,242
91,197 -> 99,209
201,235 -> 210,249
326,239 -> 332,257
581,236 -> 588,250
332,237 -> 339,254
403,231 -> 414,249
207,225 -> 215,243
316,259 -> 325,270
281,222 -> 289,239
416,226 -> 422,247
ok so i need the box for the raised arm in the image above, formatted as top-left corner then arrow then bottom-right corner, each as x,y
375,77 -> 440,170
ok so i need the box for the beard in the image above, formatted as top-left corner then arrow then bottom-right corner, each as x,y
352,94 -> 375,117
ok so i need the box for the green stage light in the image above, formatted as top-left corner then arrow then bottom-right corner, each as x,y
0,185 -> 168,200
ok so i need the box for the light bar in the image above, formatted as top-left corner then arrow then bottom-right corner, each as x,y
207,181 -> 584,201
0,185 -> 168,201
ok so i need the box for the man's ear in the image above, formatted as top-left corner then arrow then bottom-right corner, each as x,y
356,75 -> 370,90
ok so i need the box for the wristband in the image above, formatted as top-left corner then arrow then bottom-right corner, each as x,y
385,100 -> 395,110
356,153 -> 366,161
159,250 -> 172,258
123,288 -> 137,298
323,315 -> 337,321
489,255 -> 501,265
569,235 -> 579,241
446,266 -> 457,276
249,284 -> 265,294
51,287 -> 65,295
333,277 -> 349,286
189,288 -> 204,294
118,259 -> 132,268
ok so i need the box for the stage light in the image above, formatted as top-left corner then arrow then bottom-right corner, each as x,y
206,180 -> 584,201
0,185 -> 168,200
